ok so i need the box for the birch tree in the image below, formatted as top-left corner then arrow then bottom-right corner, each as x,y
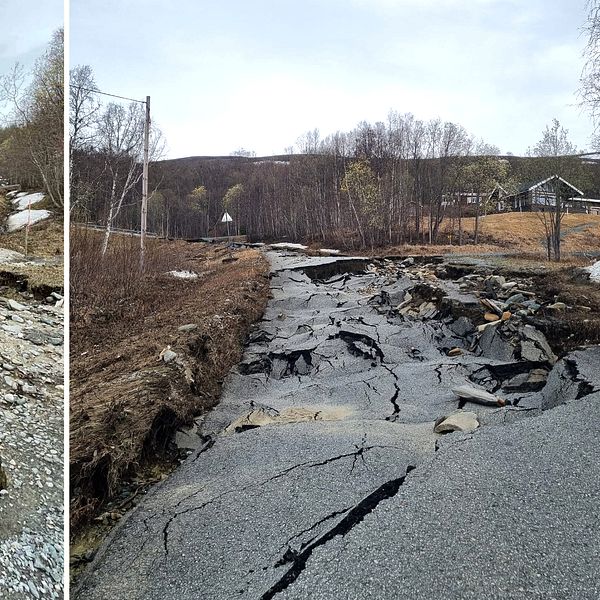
581,0 -> 600,137
0,29 -> 64,206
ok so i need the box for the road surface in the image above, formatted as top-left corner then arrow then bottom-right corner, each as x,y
76,251 -> 600,599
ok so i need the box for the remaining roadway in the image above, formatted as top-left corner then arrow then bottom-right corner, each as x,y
75,251 -> 600,599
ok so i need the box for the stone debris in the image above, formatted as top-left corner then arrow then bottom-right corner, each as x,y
0,288 -> 64,599
159,346 -> 177,363
394,283 -> 446,320
452,385 -> 506,407
434,411 -> 480,434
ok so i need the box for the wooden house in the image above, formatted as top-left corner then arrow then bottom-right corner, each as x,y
442,185 -> 508,214
566,197 -> 600,215
506,175 -> 584,212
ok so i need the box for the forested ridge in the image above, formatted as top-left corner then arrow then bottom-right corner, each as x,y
73,134 -> 599,249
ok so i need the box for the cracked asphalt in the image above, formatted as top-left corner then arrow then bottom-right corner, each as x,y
75,251 -> 600,599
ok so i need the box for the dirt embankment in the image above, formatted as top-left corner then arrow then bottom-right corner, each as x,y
70,234 -> 270,539
0,197 -> 64,296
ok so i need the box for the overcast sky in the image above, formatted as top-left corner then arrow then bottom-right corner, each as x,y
0,1 -> 63,83
71,0 -> 593,159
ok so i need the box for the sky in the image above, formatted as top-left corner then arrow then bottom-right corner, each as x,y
0,1 -> 63,84
71,0 -> 594,159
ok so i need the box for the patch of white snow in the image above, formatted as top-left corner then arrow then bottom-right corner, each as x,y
6,210 -> 52,232
12,192 -> 45,210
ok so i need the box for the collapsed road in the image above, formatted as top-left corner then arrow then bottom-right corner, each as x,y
76,250 -> 600,599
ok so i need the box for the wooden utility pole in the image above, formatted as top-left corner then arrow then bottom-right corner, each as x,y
140,95 -> 150,269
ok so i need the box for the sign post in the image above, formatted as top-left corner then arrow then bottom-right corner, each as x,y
221,211 -> 233,238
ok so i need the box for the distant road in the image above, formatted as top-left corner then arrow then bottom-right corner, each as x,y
73,223 -> 247,243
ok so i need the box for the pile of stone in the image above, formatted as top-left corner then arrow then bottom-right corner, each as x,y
366,257 -> 440,285
456,272 -> 577,317
395,283 -> 446,320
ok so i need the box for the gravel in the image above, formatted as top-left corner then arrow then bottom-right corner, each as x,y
0,291 -> 64,599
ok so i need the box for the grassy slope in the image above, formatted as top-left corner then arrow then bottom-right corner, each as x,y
0,194 -> 64,293
70,235 -> 270,534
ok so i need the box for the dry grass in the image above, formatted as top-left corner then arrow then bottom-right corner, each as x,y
69,229 -> 270,533
443,212 -> 600,255
0,215 -> 64,257
0,209 -> 64,293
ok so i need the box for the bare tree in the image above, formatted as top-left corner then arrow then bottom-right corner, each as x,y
581,1 -> 600,136
96,101 -> 164,253
528,119 -> 578,157
0,29 -> 64,206
69,65 -> 102,214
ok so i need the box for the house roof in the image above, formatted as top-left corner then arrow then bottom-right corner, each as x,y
489,184 -> 508,197
568,197 -> 600,204
516,175 -> 584,196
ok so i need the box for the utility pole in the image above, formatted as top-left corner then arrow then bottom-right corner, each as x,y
140,95 -> 150,269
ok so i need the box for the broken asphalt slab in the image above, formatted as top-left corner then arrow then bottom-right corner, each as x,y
75,251 -> 600,599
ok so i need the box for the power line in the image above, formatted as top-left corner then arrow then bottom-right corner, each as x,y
68,84 -> 146,105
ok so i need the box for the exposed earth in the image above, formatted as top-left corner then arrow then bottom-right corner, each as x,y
75,249 -> 599,599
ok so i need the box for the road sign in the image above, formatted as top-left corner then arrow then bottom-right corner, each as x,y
221,211 -> 233,223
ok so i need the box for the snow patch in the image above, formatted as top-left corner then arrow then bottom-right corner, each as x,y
6,210 -> 52,232
168,270 -> 199,279
587,260 -> 600,282
318,248 -> 341,255
269,242 -> 308,251
12,192 -> 45,210
0,248 -> 26,263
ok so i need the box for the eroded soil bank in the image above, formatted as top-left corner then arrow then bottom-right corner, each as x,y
75,250 -> 599,600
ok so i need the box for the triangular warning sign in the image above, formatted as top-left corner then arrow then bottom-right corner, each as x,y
221,211 -> 233,223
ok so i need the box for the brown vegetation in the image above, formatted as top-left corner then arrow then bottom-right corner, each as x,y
69,229 -> 270,533
450,212 -> 600,255
0,209 -> 64,294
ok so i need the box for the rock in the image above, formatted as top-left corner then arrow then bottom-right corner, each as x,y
450,316 -> 474,337
505,293 -> 526,306
452,384 -> 506,407
434,411 -> 480,434
484,312 -> 500,322
480,298 -> 503,315
477,320 -> 502,333
177,324 -> 198,333
547,302 -> 567,311
0,297 -> 27,311
519,325 -> 557,364
504,368 -> 548,392
162,350 -> 177,363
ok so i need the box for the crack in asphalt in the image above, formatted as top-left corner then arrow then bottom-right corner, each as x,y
260,465 -> 416,599
161,446 -> 388,556
384,384 -> 401,422
563,357 -> 598,400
